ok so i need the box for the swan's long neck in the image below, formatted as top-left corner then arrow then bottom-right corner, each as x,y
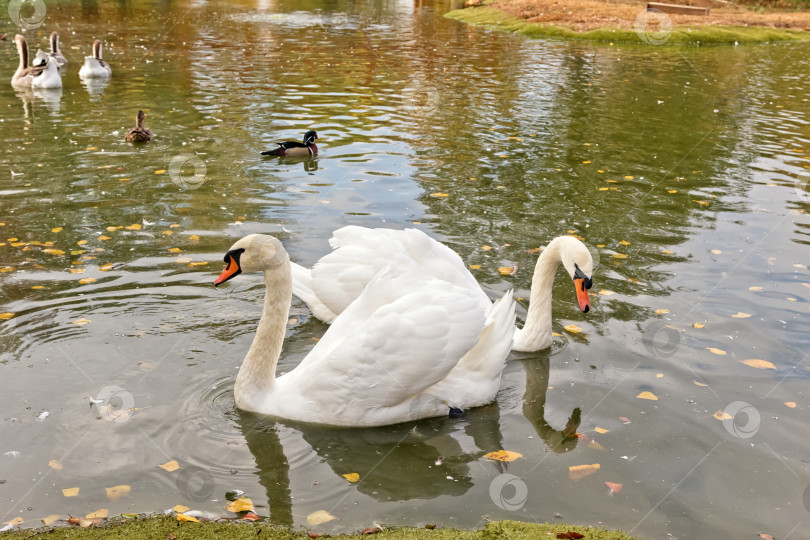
93,40 -> 102,60
51,33 -> 59,54
233,259 -> 292,410
17,37 -> 28,70
512,242 -> 564,352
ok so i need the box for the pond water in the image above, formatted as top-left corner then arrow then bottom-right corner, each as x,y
1,0 -> 809,537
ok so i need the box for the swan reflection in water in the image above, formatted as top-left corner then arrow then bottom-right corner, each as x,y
231,353 -> 580,522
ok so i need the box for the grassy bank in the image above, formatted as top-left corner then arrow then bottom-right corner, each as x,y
0,516 -> 641,539
445,4 -> 810,44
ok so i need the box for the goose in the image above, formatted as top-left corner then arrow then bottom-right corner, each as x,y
214,234 -> 516,427
261,130 -> 318,157
290,227 -> 593,352
33,32 -> 67,70
79,39 -> 111,79
11,35 -> 45,88
31,57 -> 62,89
124,110 -> 154,143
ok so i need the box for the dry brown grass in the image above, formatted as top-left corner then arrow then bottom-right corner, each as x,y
492,0 -> 810,32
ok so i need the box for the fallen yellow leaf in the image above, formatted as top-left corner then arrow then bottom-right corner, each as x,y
785,402 -> 797,408
124,224 -> 141,230
154,169 -> 166,174
51,227 -> 63,233
594,427 -> 609,434
612,253 -> 628,259
654,309 -> 670,315
176,513 -> 199,522
484,450 -> 523,462
77,240 -> 88,246
173,505 -> 190,513
189,234 -> 200,241
99,263 -> 114,271
468,264 -> 481,270
731,312 -> 751,319
707,347 -> 727,355
106,226 -> 122,232
481,245 -> 492,251
431,192 -> 449,197
748,286 -> 763,292
306,510 -> 337,526
741,359 -> 776,370
637,391 -> 658,400
693,322 -> 705,329
43,249 -> 65,255
70,268 -> 86,274
710,249 -> 722,254
105,485 -> 131,501
0,313 -> 14,320
342,473 -> 360,482
3,517 -> 23,527
568,463 -> 600,481
226,497 -> 254,513
599,290 -> 614,295
41,515 -> 60,526
497,267 -> 514,275
48,459 -> 63,470
188,262 -> 208,267
78,278 -> 97,285
693,380 -> 708,387
624,175 -> 634,180
97,235 -> 111,241
168,247 -> 182,253
62,487 -> 80,497
564,325 -> 581,334
72,318 -> 92,325
714,411 -> 733,421
159,460 -> 179,472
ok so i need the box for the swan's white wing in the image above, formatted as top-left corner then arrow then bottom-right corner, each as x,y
306,226 -> 488,319
284,269 -> 486,410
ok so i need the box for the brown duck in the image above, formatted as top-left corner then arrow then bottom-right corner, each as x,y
125,110 -> 153,143
261,130 -> 318,157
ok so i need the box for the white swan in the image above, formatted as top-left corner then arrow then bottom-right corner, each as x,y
31,57 -> 62,89
291,226 -> 593,352
214,234 -> 516,427
79,40 -> 111,79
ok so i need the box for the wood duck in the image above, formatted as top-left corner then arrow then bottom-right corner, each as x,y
11,35 -> 46,88
261,130 -> 318,157
125,110 -> 153,143
33,32 -> 67,70
79,40 -> 111,79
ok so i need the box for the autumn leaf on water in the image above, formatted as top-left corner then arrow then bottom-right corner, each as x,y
749,286 -> 763,292
636,391 -> 658,401
430,193 -> 449,197
159,460 -> 179,472
654,309 -> 669,315
785,402 -> 797,408
604,481 -> 623,494
99,263 -> 114,271
564,325 -> 581,334
105,485 -> 131,501
72,318 -> 92,325
706,347 -> 727,356
594,427 -> 609,434
225,497 -> 254,513
62,487 -> 80,497
173,505 -> 190,513
693,322 -> 705,329
612,253 -> 628,259
693,381 -> 709,387
48,459 -> 63,470
306,510 -> 337,526
78,278 -> 97,285
498,266 -> 517,275
0,313 -> 14,320
168,248 -> 182,253
568,463 -> 599,481
176,513 -> 199,523
741,359 -> 776,370
342,473 -> 360,483
714,411 -> 733,421
125,224 -> 142,230
242,512 -> 260,522
598,290 -> 614,296
484,450 -> 523,462
759,534 -> 776,540
731,312 -> 751,319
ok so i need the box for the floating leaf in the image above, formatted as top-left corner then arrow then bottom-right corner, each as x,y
124,224 -> 141,231
594,427 -> 609,434
154,169 -> 167,174
189,235 -> 200,241
710,249 -> 722,254
41,515 -> 60,526
106,226 -> 122,232
43,248 -> 65,255
306,510 -> 337,526
99,263 -> 114,271
188,262 -> 208,267
667,189 -> 678,194
78,278 -> 97,285
484,450 -> 523,462
77,240 -> 88,246
693,322 -> 705,329
741,359 -> 776,370
226,497 -> 254,513
693,200 -> 709,205
693,380 -> 708,387
3,517 -> 23,527
51,227 -> 63,233
568,463 -> 600,481
654,309 -> 669,315
176,513 -> 199,522
731,312 -> 751,319
598,290 -> 614,296
72,318 -> 92,325
105,485 -> 130,501
168,248 -> 182,253
162,230 -> 173,235
636,391 -> 658,401
707,347 -> 726,355
342,473 -> 360,483
714,411 -> 733,421
0,313 -> 14,320
563,325 -> 581,334
173,505 -> 190,513
624,175 -> 634,180
604,482 -> 623,493
159,460 -> 179,472
612,253 -> 628,259
70,268 -> 86,274
498,266 -> 515,275
242,512 -> 259,522
62,487 -> 80,497
468,264 -> 481,270
618,240 -> 631,246
785,402 -> 796,408
48,459 -> 63,470
430,193 -> 449,197
748,286 -> 763,292
656,373 -> 664,378
98,235 -> 111,241
481,245 -> 492,251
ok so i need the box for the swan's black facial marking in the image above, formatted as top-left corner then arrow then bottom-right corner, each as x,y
214,248 -> 245,286
574,263 -> 593,291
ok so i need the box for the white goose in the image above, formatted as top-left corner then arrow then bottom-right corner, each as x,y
31,57 -> 62,89
291,226 -> 593,352
214,234 -> 516,427
33,32 -> 68,70
11,35 -> 44,88
79,39 -> 111,79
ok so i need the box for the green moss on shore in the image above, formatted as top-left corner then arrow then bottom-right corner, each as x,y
445,6 -> 810,44
0,516 -> 641,539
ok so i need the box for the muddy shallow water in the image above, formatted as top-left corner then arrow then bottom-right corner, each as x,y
1,0 -> 809,538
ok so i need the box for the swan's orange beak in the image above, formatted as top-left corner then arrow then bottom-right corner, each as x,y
215,254 -> 241,286
574,278 -> 590,313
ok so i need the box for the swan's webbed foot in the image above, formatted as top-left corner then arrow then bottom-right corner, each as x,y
449,407 -> 464,418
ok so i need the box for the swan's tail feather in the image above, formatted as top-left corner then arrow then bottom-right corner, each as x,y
455,290 -> 516,377
290,261 -> 338,324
